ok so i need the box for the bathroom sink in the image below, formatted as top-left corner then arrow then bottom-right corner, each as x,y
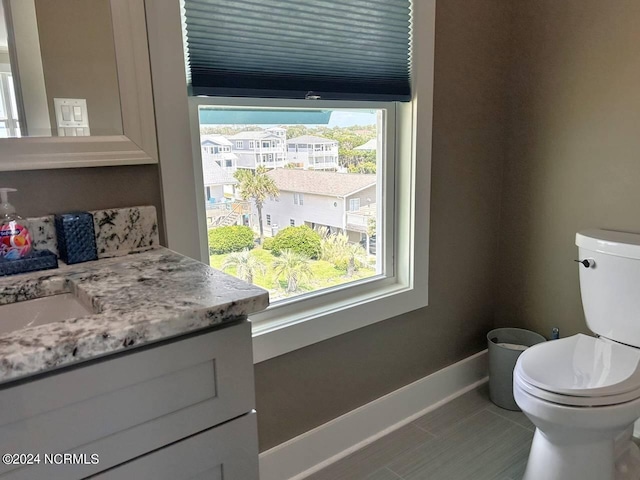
0,294 -> 92,335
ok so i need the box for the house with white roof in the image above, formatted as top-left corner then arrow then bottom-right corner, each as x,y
262,169 -> 376,243
228,127 -> 287,170
286,135 -> 339,170
200,134 -> 237,172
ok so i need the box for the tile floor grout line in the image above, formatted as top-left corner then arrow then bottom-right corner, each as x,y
409,407 -> 488,438
417,406 -> 491,438
484,407 -> 535,432
408,422 -> 438,437
382,466 -> 405,479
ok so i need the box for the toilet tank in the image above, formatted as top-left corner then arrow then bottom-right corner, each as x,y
576,229 -> 640,348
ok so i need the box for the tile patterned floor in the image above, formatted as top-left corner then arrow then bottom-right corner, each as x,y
305,385 -> 535,480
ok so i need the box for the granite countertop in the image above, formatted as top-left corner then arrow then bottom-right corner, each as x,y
0,247 -> 269,384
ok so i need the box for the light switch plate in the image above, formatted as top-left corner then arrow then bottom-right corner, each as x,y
54,98 -> 90,136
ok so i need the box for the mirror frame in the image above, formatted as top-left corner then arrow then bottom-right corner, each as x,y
0,0 -> 157,171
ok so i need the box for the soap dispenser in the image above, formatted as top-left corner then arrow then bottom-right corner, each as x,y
0,188 -> 32,260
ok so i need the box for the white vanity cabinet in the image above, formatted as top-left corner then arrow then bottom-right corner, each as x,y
0,321 -> 258,480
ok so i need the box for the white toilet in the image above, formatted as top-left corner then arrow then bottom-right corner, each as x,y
514,229 -> 640,480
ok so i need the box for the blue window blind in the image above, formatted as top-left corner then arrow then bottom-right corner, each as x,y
183,0 -> 412,101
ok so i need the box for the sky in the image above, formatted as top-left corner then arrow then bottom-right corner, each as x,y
327,111 -> 376,128
199,108 -> 377,129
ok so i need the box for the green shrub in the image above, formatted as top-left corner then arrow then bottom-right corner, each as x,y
208,225 -> 255,255
262,237 -> 275,250
271,225 -> 322,259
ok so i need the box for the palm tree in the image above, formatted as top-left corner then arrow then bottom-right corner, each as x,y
344,243 -> 368,277
272,249 -> 313,293
221,249 -> 266,284
320,234 -> 368,277
234,166 -> 279,242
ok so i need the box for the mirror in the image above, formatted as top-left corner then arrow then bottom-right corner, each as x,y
0,0 -> 156,170
0,0 -> 122,138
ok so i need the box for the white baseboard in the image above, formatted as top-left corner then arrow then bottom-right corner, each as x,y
259,349 -> 488,480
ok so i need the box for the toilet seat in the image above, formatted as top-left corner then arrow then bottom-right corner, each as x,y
514,334 -> 640,407
514,372 -> 640,406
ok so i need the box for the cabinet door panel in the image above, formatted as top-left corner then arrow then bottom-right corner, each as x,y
92,412 -> 258,480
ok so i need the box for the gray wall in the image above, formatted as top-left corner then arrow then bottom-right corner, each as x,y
1,165 -> 164,242
496,0 -> 640,338
35,0 -> 123,136
255,0 -> 512,451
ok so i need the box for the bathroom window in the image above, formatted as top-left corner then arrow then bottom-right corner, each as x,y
289,219 -> 295,227
186,87 -> 432,360
176,0 -> 434,361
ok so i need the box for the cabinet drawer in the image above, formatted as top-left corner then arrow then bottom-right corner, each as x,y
92,412 -> 258,480
0,321 -> 255,479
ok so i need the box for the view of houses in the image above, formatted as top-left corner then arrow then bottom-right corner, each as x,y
201,122 -> 380,300
202,125 -> 377,240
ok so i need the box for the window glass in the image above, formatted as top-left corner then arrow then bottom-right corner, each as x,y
200,107 -> 383,303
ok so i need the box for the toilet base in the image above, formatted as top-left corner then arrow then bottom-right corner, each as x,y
522,427 -> 640,480
614,431 -> 640,480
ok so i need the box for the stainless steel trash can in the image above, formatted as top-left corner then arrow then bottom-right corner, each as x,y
487,327 -> 546,411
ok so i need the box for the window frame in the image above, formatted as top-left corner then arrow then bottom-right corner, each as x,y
187,95 -> 431,362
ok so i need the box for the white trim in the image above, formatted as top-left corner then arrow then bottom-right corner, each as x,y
0,136 -> 156,171
259,349 -> 488,480
146,0 -> 202,259
0,0 -> 157,171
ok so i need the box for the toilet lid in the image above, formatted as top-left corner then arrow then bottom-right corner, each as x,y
516,334 -> 640,398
